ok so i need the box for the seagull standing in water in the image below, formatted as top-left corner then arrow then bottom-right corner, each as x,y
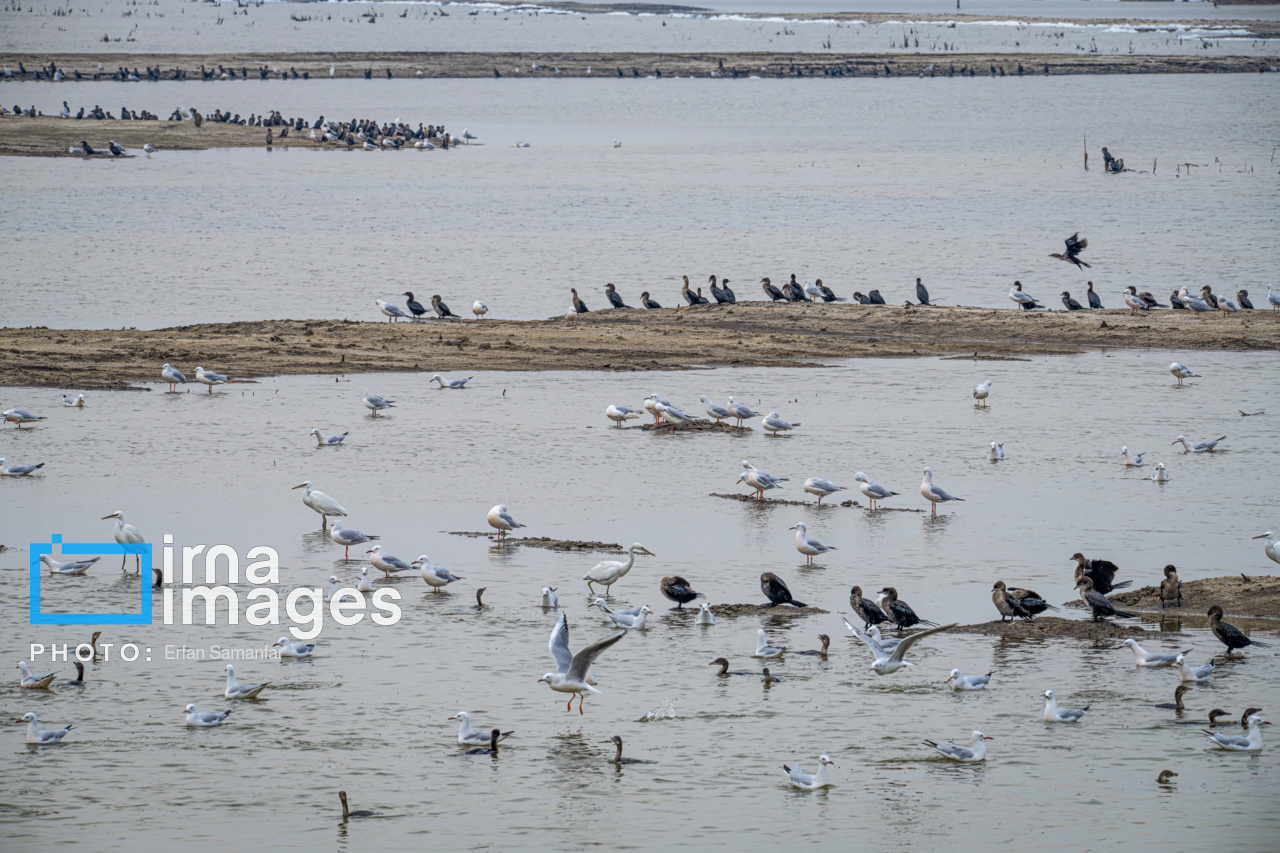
224,664 -> 269,699
193,367 -> 228,393
605,405 -> 641,428
292,481 -> 348,529
642,394 -> 671,425
783,755 -> 834,789
924,731 -> 992,762
362,389 -> 395,416
161,363 -> 188,391
538,613 -> 626,714
802,477 -> 846,506
699,396 -> 734,423
183,704 -> 232,727
762,411 -> 799,435
973,380 -> 992,407
328,521 -> 379,558
854,472 -> 898,510
920,467 -> 964,516
1169,363 -> 1199,386
789,522 -> 837,565
366,545 -> 414,578
487,504 -> 527,539
414,555 -> 464,591
726,396 -> 761,427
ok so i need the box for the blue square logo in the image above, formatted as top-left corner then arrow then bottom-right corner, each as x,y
30,534 -> 154,625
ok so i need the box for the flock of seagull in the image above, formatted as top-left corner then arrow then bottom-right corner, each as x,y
10,350 -> 1276,795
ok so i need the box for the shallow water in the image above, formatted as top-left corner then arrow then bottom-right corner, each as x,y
2,74 -> 1278,329
2,0 -> 1278,56
3,351 -> 1278,850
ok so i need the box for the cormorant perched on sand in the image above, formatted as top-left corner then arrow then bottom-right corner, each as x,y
403,291 -> 427,319
760,572 -> 806,608
570,288 -> 589,314
640,291 -> 661,309
604,283 -> 629,309
761,277 -> 786,302
1061,291 -> 1085,311
431,294 -> 458,318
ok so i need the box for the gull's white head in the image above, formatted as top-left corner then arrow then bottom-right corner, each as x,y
854,472 -> 868,482
991,442 -> 998,449
310,429 -> 321,436
766,411 -> 780,419
274,637 -> 293,646
699,395 -> 712,403
449,711 -> 470,723
1044,690 -> 1055,701
1173,435 -> 1186,444
366,545 -> 383,555
328,576 -> 339,584
590,598 -> 607,609
537,673 -> 556,685
21,712 -> 36,723
947,669 -> 961,682
818,755 -> 834,766
1175,654 -> 1186,665
736,472 -> 750,485
184,703 -> 197,713
972,732 -> 993,743
922,467 -> 934,478
789,522 -> 807,533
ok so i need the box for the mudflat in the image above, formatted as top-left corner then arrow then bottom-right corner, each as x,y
3,303 -> 1276,390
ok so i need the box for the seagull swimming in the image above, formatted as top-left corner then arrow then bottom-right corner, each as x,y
21,712 -> 72,744
695,603 -> 715,625
1043,690 -> 1089,722
783,755 -> 834,789
1203,715 -> 1269,751
1121,446 -> 1144,467
224,664 -> 269,699
310,428 -> 348,446
431,374 -> 472,389
1119,639 -> 1188,667
41,554 -> 99,575
1153,463 -> 1170,482
1175,654 -> 1214,683
0,458 -> 45,476
274,637 -> 316,658
18,661 -> 57,689
183,703 -> 232,727
1172,435 -> 1225,453
449,711 -> 512,746
947,669 -> 992,691
753,629 -> 786,659
62,393 -> 86,407
364,545 -> 413,578
540,587 -> 559,608
988,442 -> 1004,461
924,731 -> 992,762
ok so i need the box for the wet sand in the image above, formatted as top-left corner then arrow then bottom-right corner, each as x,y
1063,574 -> 1280,620
446,531 -> 626,553
3,305 -> 1276,390
953,615 -> 1158,639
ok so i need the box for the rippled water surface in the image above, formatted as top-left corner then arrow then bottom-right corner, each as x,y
1,75 -> 1277,328
3,351 -> 1278,850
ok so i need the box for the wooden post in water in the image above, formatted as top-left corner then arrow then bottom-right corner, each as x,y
1083,134 -> 1088,171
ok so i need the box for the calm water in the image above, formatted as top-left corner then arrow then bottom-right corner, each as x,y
3,351 -> 1278,850
1,0 -> 1277,56
2,75 -> 1277,329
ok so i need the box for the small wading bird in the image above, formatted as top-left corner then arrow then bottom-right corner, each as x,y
1049,232 -> 1090,269
292,481 -> 348,529
538,613 -> 626,714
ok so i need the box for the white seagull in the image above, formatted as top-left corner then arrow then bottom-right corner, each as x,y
789,522 -> 836,565
193,366 -> 228,393
1175,654 -> 1214,683
695,602 -> 715,625
21,712 -> 72,744
366,545 -> 414,578
924,731 -> 992,762
431,374 -> 472,389
947,669 -> 992,691
357,567 -> 375,593
762,411 -> 799,435
849,622 -> 956,675
1124,290 -> 1151,312
972,379 -> 992,407
1203,715 -> 1269,751
161,363 -> 188,391
0,458 -> 45,476
41,554 -> 99,575
1121,446 -> 1144,467
1267,284 -> 1280,312
328,521 -> 379,558
583,543 -> 654,595
1169,363 -> 1199,386
143,143 -> 157,156
1043,689 -> 1089,722
102,510 -> 145,571
853,472 -> 898,510
864,625 -> 901,652
725,396 -> 761,427
753,629 -> 786,658
1172,435 -> 1225,453
596,601 -> 653,630
699,396 -> 734,423
3,408 -> 46,428
655,402 -> 696,431
642,394 -> 671,425
1153,463 -> 1170,482
310,428 -> 348,446
540,587 -> 559,608
1009,283 -> 1039,308
988,442 -> 1004,461
376,299 -> 409,322
1119,638 -> 1188,667
920,467 -> 964,516
362,389 -> 396,416
274,637 -> 316,658
449,711 -> 512,746
183,703 -> 232,727
487,504 -> 527,539
783,755 -> 834,789
414,555 -> 464,592
802,477 -> 846,506
473,300 -> 488,319
292,481 -> 348,529
18,662 -> 57,689
538,612 -> 626,714
62,393 -> 86,407
224,664 -> 269,699
605,404 -> 641,428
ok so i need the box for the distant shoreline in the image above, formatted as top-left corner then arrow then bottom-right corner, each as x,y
3,305 -> 1276,390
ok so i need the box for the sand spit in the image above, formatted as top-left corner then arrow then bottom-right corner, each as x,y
4,305 -> 1277,390
1062,574 -> 1280,620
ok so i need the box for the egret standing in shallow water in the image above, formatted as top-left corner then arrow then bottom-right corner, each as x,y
102,510 -> 145,572
292,481 -> 348,529
584,543 -> 654,595
1254,531 -> 1280,566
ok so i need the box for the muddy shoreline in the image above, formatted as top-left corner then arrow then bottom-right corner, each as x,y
1062,574 -> 1280,620
3,305 -> 1277,390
